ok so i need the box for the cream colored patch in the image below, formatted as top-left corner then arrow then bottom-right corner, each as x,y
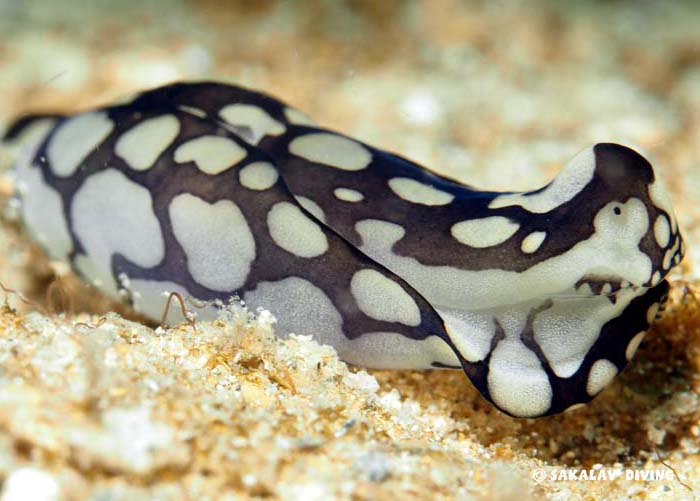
267,202 -> 328,258
451,216 -> 519,248
74,254 -> 112,293
488,338 -> 553,417
115,115 -> 180,171
489,147 -> 595,213
244,276 -> 343,342
650,271 -> 661,286
284,107 -> 315,126
586,359 -> 618,396
4,117 -> 56,152
48,112 -> 114,177
564,403 -> 586,413
625,331 -> 646,361
663,237 -> 681,271
177,105 -> 207,118
111,92 -> 137,105
219,104 -> 286,144
295,196 -> 326,223
671,236 -> 681,256
663,249 -> 673,270
388,177 -> 454,206
533,289 -> 639,378
653,215 -> 670,248
174,135 -> 246,175
521,231 -> 547,254
646,303 -> 660,324
334,187 -> 364,203
170,193 -> 256,291
289,133 -> 372,171
238,161 -> 279,190
343,333 -> 460,369
17,165 -> 72,260
71,169 -> 165,297
355,219 -> 406,248
438,307 -> 496,363
648,175 -> 676,219
350,269 -> 421,326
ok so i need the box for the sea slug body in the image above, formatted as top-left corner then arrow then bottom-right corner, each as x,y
4,81 -> 684,417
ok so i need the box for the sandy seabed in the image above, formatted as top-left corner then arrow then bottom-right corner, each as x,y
1,1 -> 700,499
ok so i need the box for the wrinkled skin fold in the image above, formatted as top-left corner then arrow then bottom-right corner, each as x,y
4,81 -> 684,417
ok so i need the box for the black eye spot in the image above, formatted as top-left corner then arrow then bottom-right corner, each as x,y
613,207 -> 622,215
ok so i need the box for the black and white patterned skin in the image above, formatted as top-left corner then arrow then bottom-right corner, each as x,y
4,81 -> 684,417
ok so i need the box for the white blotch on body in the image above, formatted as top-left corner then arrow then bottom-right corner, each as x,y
586,359 -> 618,396
625,331 -> 646,361
295,196 -> 326,223
488,337 -> 553,417
663,237 -> 681,271
170,193 -> 255,291
438,307 -> 496,363
388,177 -> 454,206
244,276 -> 343,342
564,403 -> 586,413
650,271 -> 661,286
4,117 -> 56,165
334,187 -> 364,203
344,333 -> 460,369
174,135 -> 246,175
284,107 -> 315,126
663,249 -> 673,270
533,288 -> 639,378
219,104 -> 286,144
646,303 -> 660,324
267,202 -> 328,258
177,105 -> 207,118
115,114 -> 180,171
17,164 -> 73,259
48,112 -> 114,177
521,231 -> 547,254
9,118 -> 57,148
350,269 -> 421,326
238,161 -> 279,190
450,216 -> 520,248
648,176 -> 677,224
71,169 -> 165,296
289,133 -> 372,171
489,147 -> 595,213
654,215 -> 670,248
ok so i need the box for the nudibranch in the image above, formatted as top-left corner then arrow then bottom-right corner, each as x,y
3,82 -> 684,417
